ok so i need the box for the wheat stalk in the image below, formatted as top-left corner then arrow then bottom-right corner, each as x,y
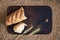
23,26 -> 33,34
25,28 -> 40,38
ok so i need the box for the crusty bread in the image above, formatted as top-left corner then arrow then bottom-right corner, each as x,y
6,7 -> 27,26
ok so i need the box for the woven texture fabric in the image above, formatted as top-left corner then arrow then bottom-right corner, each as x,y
0,0 -> 60,40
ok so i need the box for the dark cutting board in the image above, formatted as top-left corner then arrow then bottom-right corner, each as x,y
7,6 -> 52,34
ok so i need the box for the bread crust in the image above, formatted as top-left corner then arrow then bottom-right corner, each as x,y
6,7 -> 27,26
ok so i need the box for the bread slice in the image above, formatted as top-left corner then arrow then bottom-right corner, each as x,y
6,7 -> 27,26
13,23 -> 27,33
